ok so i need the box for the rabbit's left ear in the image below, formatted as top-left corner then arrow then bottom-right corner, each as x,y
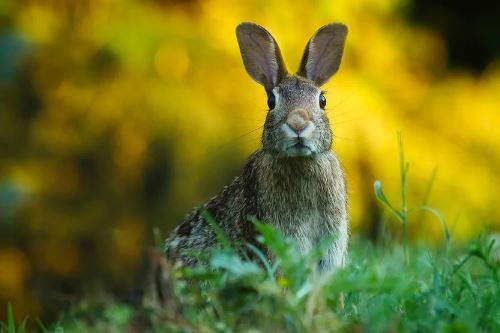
236,22 -> 287,92
297,23 -> 347,86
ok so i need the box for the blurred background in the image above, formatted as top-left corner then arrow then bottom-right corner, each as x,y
0,0 -> 499,321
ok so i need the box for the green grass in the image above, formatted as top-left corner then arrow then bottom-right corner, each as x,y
34,233 -> 498,333
3,136 -> 499,332
0,304 -> 28,333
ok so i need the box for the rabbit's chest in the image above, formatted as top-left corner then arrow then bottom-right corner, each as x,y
272,206 -> 327,253
258,172 -> 342,253
253,152 -> 347,255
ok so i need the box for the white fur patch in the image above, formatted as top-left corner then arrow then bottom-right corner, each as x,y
272,87 -> 280,109
280,122 -> 315,139
281,123 -> 297,139
300,122 -> 315,139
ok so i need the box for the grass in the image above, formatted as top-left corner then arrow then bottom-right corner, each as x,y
2,136 -> 499,332
374,131 -> 450,264
29,234 -> 498,333
0,304 -> 28,333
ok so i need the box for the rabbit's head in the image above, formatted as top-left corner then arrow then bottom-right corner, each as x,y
236,23 -> 347,158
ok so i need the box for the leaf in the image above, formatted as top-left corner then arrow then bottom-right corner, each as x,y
7,303 -> 15,333
17,317 -> 28,333
246,243 -> 275,278
296,281 -> 313,299
458,272 -> 477,301
278,278 -> 290,287
307,234 -> 337,267
374,180 -> 403,222
486,238 -> 496,257
453,253 -> 472,275
201,210 -> 231,249
210,251 -> 261,277
36,318 -> 48,333
421,167 -> 438,206
252,220 -> 290,258
398,131 -> 408,197
410,205 -> 450,241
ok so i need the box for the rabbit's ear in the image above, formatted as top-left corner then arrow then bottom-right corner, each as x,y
297,23 -> 347,86
236,22 -> 287,92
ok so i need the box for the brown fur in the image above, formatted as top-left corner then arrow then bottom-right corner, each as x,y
165,22 -> 349,273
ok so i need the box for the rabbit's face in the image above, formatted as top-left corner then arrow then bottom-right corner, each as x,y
236,22 -> 347,157
263,76 -> 332,158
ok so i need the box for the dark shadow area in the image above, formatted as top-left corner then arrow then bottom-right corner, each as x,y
405,0 -> 500,72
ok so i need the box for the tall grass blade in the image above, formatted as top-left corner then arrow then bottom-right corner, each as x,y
246,243 -> 275,278
397,131 -> 408,217
7,303 -> 15,333
36,318 -> 48,332
410,205 -> 450,241
421,167 -> 438,206
17,317 -> 28,333
373,180 -> 403,222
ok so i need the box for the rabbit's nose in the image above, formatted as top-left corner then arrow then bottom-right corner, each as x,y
286,109 -> 311,134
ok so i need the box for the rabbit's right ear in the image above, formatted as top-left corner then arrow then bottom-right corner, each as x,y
236,23 -> 287,92
297,23 -> 347,86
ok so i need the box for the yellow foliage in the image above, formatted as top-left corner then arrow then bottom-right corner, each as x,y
0,249 -> 28,297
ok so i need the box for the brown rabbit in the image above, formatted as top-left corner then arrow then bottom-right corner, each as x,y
165,22 -> 349,273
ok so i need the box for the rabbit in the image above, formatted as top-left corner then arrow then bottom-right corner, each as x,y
165,22 -> 349,274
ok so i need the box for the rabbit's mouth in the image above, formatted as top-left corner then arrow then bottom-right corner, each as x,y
280,140 -> 315,158
293,142 -> 308,150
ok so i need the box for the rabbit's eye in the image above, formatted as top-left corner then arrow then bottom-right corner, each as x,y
319,93 -> 326,109
267,93 -> 276,110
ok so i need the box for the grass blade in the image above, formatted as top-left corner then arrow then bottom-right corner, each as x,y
410,205 -> 450,241
7,303 -> 15,333
246,243 -> 275,278
421,167 -> 438,206
201,210 -> 231,249
17,316 -> 29,333
374,180 -> 403,222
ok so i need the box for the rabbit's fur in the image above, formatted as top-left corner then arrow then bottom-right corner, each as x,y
165,22 -> 349,273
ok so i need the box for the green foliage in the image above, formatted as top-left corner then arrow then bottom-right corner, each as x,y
4,228 -> 500,333
0,304 -> 28,333
374,132 -> 450,265
5,138 -> 500,332
43,231 -> 499,333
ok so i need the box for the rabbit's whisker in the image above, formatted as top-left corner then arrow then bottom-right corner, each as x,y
214,125 -> 264,150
